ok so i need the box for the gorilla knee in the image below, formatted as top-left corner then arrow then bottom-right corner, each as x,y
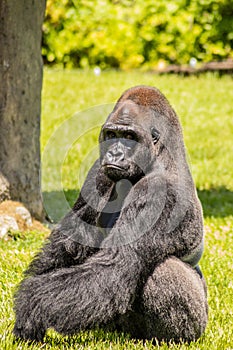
142,258 -> 208,342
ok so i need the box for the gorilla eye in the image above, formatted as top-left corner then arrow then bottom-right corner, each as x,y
125,132 -> 135,140
151,127 -> 160,144
105,131 -> 116,140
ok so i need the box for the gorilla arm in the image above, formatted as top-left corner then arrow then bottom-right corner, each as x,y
101,171 -> 203,268
13,172 -> 203,341
25,161 -> 114,276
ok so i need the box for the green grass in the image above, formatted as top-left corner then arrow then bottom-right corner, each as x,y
0,69 -> 233,349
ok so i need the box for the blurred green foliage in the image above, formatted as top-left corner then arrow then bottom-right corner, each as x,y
42,0 -> 233,69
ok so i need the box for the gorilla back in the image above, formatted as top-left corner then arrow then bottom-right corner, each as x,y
13,86 -> 208,343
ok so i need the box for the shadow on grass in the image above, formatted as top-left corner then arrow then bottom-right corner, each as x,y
197,187 -> 233,218
42,186 -> 233,223
42,189 -> 79,223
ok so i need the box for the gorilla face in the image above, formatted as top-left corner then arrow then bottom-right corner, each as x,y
99,100 -> 160,183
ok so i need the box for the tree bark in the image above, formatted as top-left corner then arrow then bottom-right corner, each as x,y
0,0 -> 46,219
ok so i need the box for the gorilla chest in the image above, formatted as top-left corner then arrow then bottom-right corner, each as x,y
97,181 -> 131,233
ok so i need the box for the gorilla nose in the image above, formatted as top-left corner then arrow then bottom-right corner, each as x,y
106,149 -> 125,163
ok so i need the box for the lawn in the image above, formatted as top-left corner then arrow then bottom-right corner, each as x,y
0,69 -> 232,349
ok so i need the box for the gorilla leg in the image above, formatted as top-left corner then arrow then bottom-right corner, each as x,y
117,257 -> 208,343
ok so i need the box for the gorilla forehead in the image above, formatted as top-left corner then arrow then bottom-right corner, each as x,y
107,99 -> 154,130
115,85 -> 181,129
117,85 -> 171,111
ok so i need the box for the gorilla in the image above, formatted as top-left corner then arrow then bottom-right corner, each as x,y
13,86 -> 208,343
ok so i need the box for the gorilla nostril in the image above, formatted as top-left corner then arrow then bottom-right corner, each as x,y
106,152 -> 113,162
116,151 -> 124,161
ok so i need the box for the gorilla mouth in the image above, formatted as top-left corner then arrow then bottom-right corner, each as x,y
104,164 -> 126,171
103,164 -> 130,181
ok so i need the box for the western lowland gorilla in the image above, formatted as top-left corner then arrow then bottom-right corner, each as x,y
13,86 -> 208,343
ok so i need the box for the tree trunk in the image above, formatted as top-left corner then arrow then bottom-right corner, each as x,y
0,0 -> 46,220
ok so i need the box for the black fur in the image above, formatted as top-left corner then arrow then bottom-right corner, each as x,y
13,86 -> 208,343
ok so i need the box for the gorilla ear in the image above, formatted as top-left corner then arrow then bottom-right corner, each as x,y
151,127 -> 160,144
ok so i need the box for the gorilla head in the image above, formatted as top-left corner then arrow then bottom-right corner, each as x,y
99,88 -> 163,183
99,103 -> 157,183
99,85 -> 186,186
